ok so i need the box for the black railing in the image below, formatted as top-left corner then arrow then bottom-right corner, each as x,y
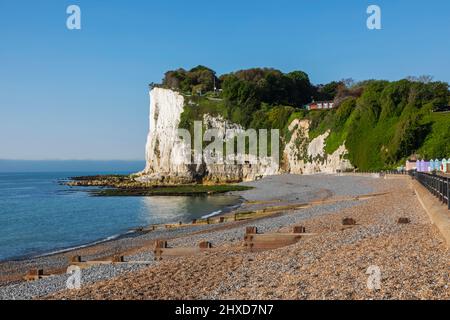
410,171 -> 450,210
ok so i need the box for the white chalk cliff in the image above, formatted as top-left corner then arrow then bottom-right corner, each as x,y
138,87 -> 353,184
140,87 -> 194,183
283,119 -> 353,174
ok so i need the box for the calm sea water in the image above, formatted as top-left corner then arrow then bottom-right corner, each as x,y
0,172 -> 240,261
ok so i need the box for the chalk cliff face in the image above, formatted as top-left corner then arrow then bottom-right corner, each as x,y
138,88 -> 353,184
140,87 -> 195,184
283,119 -> 353,174
138,88 -> 279,184
201,114 -> 280,183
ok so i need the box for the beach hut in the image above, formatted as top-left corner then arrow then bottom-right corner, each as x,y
405,160 -> 417,171
424,161 -> 431,172
442,159 -> 447,173
430,159 -> 436,171
435,159 -> 442,172
422,160 -> 428,172
418,160 -> 424,172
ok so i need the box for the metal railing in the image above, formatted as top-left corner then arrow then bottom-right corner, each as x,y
410,171 -> 450,210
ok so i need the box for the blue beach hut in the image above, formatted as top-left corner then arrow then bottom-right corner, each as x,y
435,159 -> 442,172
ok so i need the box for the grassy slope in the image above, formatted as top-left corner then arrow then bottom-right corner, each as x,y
303,103 -> 449,170
418,112 -> 450,159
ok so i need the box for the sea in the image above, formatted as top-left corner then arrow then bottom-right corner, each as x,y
0,161 -> 240,261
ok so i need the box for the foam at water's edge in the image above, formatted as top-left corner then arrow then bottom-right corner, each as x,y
201,210 -> 222,219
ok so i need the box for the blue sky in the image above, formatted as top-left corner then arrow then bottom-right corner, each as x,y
1,0 -> 449,160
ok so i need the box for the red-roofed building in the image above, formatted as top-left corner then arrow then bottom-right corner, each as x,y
305,101 -> 336,110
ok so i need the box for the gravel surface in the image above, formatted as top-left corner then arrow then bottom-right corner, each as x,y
0,263 -> 151,300
168,201 -> 360,248
238,174 -> 376,199
1,175 -> 375,299
46,177 -> 449,300
6,174 -> 443,300
0,174 -> 374,277
0,224 -> 216,285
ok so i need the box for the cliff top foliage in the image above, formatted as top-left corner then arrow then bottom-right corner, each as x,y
158,66 -> 450,170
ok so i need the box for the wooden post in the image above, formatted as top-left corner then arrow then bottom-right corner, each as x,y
25,268 -> 44,281
342,218 -> 356,226
112,255 -> 124,263
293,226 -> 306,234
199,241 -> 212,249
397,217 -> 410,224
69,255 -> 82,264
154,240 -> 168,249
246,226 -> 258,234
29,268 -> 44,276
153,240 -> 167,261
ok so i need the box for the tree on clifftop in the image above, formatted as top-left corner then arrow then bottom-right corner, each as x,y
163,65 -> 219,94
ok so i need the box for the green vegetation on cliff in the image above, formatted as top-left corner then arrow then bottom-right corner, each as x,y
159,66 -> 450,170
320,80 -> 449,170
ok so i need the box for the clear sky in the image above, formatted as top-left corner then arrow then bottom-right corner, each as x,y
1,0 -> 449,160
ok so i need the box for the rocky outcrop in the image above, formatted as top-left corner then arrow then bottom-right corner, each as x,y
201,114 -> 279,183
137,87 -> 353,184
283,119 -> 353,174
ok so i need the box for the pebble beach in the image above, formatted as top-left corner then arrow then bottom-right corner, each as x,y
1,174 -> 448,300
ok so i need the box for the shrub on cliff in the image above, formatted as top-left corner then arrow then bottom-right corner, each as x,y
315,79 -> 450,170
163,65 -> 219,94
219,68 -> 315,127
